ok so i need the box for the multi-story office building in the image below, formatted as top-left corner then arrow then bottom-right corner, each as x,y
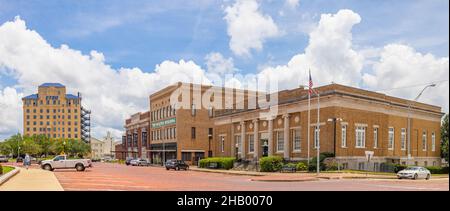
213,83 -> 443,170
90,132 -> 116,159
22,83 -> 90,141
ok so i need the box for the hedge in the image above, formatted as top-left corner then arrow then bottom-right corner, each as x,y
426,166 -> 449,174
309,152 -> 335,171
199,157 -> 236,170
259,156 -> 283,172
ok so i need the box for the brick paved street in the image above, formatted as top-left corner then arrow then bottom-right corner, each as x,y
52,163 -> 449,191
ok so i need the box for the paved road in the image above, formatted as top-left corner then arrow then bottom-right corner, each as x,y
53,163 -> 449,191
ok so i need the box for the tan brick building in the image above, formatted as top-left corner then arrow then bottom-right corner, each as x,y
22,83 -> 90,141
212,83 -> 443,170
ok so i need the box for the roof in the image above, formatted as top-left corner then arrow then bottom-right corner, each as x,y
23,94 -> 38,99
66,94 -> 80,99
39,83 -> 65,88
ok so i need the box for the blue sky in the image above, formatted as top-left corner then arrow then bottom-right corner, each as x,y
1,0 -> 447,75
0,0 -> 448,139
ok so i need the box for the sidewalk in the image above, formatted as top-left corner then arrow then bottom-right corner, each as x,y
190,166 -> 450,182
0,167 -> 64,191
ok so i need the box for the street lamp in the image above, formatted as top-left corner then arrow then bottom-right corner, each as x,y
235,143 -> 239,161
407,84 -> 436,165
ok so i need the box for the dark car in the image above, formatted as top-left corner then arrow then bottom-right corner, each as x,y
16,157 -> 23,163
165,159 -> 189,171
125,158 -> 134,166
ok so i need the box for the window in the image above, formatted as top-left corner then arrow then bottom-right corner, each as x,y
432,132 -> 436,152
355,126 -> 366,148
341,125 -> 347,147
208,106 -> 214,118
191,104 -> 196,116
388,127 -> 394,150
191,127 -> 196,139
235,135 -> 242,153
182,152 -> 191,162
277,131 -> 284,152
401,128 -> 406,150
422,131 -> 427,151
358,162 -> 365,170
292,129 -> 301,151
314,126 -> 320,148
142,132 -> 148,146
248,134 -> 254,153
220,136 -> 225,153
373,127 -> 378,148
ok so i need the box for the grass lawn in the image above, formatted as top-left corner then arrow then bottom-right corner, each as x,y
1,166 -> 15,175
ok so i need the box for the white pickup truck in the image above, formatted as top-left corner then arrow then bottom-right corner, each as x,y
40,155 -> 92,171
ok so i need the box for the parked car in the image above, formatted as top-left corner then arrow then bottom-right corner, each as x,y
165,159 -> 189,171
397,166 -> 431,180
16,157 -> 23,163
40,155 -> 92,171
0,155 -> 9,163
125,158 -> 134,166
130,159 -> 150,166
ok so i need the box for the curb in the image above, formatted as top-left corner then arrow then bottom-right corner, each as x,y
0,166 -> 20,185
190,168 -> 265,176
251,178 -> 319,182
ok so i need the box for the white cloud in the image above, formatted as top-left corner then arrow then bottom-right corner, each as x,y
0,87 -> 22,139
363,44 -> 449,111
0,16 -> 211,139
224,0 -> 280,57
258,9 -> 364,89
204,52 -> 236,76
285,0 -> 300,9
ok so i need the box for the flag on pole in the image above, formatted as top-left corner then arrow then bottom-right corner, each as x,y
308,69 -> 313,94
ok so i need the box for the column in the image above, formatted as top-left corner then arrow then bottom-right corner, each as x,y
253,119 -> 259,159
283,114 -> 290,160
230,123 -> 235,158
268,118 -> 274,156
240,121 -> 246,160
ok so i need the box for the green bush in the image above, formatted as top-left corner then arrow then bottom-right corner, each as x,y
309,152 -> 335,172
393,164 -> 408,173
0,164 -> 3,175
426,166 -> 449,174
199,157 -> 236,170
259,156 -> 283,172
296,162 -> 308,171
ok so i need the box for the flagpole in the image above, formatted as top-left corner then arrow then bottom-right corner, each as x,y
316,92 -> 320,176
307,70 -> 311,168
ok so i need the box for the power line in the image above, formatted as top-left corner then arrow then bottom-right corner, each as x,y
373,79 -> 449,92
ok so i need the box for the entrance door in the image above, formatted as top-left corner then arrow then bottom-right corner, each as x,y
261,139 -> 268,157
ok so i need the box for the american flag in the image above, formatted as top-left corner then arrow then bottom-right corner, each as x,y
308,69 -> 313,95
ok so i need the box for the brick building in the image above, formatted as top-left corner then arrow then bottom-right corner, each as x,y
122,111 -> 150,159
212,83 -> 443,170
22,83 -> 91,141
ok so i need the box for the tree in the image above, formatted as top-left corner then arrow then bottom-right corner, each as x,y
21,135 -> 41,156
441,114 -> 449,162
0,133 -> 23,157
34,135 -> 53,157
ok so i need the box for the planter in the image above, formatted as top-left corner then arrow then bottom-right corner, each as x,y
0,166 -> 20,186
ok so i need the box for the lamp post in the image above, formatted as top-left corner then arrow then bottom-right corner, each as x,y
235,143 -> 239,161
407,84 -> 436,165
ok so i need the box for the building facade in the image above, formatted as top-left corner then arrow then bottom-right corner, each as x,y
123,111 -> 150,160
22,83 -> 90,141
212,83 -> 443,170
90,132 -> 116,159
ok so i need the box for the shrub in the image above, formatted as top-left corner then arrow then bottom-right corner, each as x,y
259,156 -> 283,172
309,152 -> 335,172
426,166 -> 449,174
393,164 -> 408,173
0,164 -> 3,175
199,157 -> 236,170
296,162 -> 308,171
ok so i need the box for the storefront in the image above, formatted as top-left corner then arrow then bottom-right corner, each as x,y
149,143 -> 177,165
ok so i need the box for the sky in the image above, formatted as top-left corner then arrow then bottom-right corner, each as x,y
0,0 -> 449,140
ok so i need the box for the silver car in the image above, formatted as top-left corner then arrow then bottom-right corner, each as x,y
130,158 -> 150,166
397,166 -> 431,180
